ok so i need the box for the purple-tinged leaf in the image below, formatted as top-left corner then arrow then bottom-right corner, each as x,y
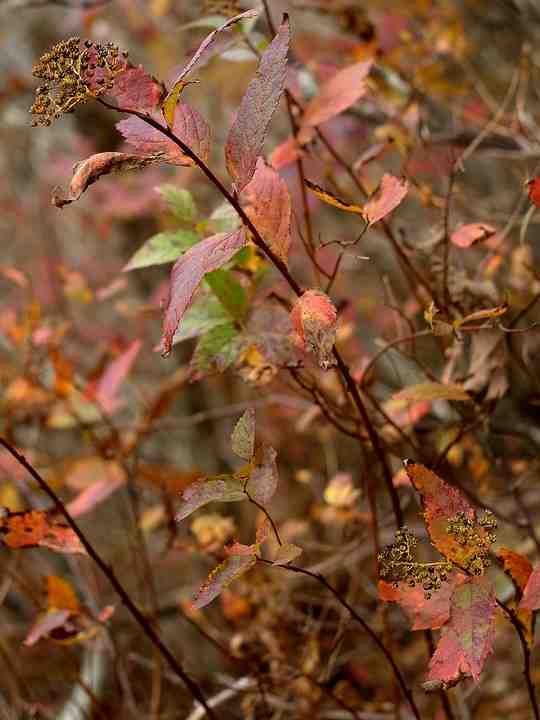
242,158 -> 291,264
231,408 -> 256,460
225,16 -> 290,190
193,553 -> 256,609
160,228 -> 246,357
52,152 -> 156,208
247,444 -> 278,503
117,103 -> 211,165
176,475 -> 245,522
519,564 -> 540,610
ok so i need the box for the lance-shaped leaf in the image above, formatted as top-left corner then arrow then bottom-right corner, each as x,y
109,65 -> 165,113
225,16 -> 290,190
427,576 -> 497,686
52,152 -> 156,208
519,563 -> 540,610
305,179 -> 364,215
291,290 -> 337,370
242,157 -> 291,264
379,574 -> 465,631
193,547 -> 256,609
124,230 -> 199,271
160,228 -> 247,357
298,60 -> 372,144
499,548 -> 534,645
91,339 -> 142,415
117,103 -> 211,165
403,461 -> 496,572
451,223 -> 496,249
66,463 -> 126,518
246,444 -> 278,503
231,408 -> 256,460
175,474 -> 246,521
364,174 -> 409,226
0,508 -> 86,555
157,185 -> 198,222
393,382 -> 471,403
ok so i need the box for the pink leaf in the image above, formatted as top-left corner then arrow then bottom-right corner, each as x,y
291,290 -> 337,369
23,610 -> 71,647
109,65 -> 164,113
379,574 -> 466,630
270,136 -> 303,170
225,16 -> 290,190
160,228 -> 246,357
52,152 -> 156,208
93,340 -> 142,415
427,576 -> 497,686
66,466 -> 126,518
117,103 -> 211,165
364,174 -> 409,226
247,445 -> 279,503
451,223 -> 496,249
242,158 -> 291,264
168,9 -> 258,89
519,564 -> 540,610
193,554 -> 256,609
298,61 -> 372,144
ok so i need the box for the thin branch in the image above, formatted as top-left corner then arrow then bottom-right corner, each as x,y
0,436 -> 218,720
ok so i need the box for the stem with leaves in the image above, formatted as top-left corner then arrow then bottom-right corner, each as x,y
0,436 -> 218,720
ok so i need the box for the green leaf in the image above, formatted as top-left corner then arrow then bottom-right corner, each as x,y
192,322 -> 240,373
172,293 -> 230,344
123,231 -> 199,271
208,201 -> 241,233
157,185 -> 198,222
205,269 -> 247,320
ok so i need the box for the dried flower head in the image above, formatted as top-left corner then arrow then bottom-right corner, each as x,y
30,37 -> 128,126
446,510 -> 497,575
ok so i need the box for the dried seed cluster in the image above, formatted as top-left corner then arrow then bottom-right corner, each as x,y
447,510 -> 497,576
30,37 -> 128,126
378,527 -> 453,599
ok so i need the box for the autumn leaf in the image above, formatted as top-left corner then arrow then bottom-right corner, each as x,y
90,339 -> 142,415
109,65 -> 165,113
246,444 -> 278,503
519,564 -> 540,610
52,152 -> 156,208
225,16 -> 290,190
242,158 -> 291,264
0,508 -> 86,555
298,60 -> 373,144
426,576 -> 497,686
175,474 -> 246,521
291,290 -> 337,370
498,548 -> 533,597
160,228 -> 246,357
526,177 -> 540,207
273,542 -> 303,566
117,103 -> 211,165
363,174 -> 409,226
193,552 -> 256,609
379,574 -> 466,631
66,465 -> 126,518
393,382 -> 471,403
304,179 -> 364,215
451,223 -> 496,249
231,408 -> 256,460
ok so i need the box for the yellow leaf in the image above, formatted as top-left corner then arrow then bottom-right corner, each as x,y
394,382 -> 471,403
304,179 -> 364,216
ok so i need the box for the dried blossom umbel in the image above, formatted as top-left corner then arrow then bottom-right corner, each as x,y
378,526 -> 454,599
30,37 -> 128,127
447,510 -> 497,576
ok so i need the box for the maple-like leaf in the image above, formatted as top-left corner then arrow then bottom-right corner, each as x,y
117,103 -> 211,165
225,16 -> 290,190
451,223 -> 496,249
52,152 -> 156,208
0,508 -> 86,554
298,60 -> 373,144
291,290 -> 337,370
363,174 -> 409,226
160,228 -> 246,357
231,408 -> 256,460
242,158 -> 291,264
246,444 -> 278,503
109,65 -> 165,113
427,576 -> 497,686
378,574 -> 465,631
91,339 -> 142,415
403,461 -> 495,572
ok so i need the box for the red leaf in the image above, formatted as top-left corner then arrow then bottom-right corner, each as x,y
167,9 -> 258,90
160,228 -> 246,357
526,177 -> 540,207
24,609 -> 71,647
193,553 -> 256,609
519,564 -> 540,610
225,16 -> 290,190
379,574 -> 466,630
291,290 -> 337,370
117,103 -> 211,164
298,60 -> 372,144
270,136 -> 303,170
364,174 -> 409,226
242,158 -> 291,264
427,576 -> 497,686
498,548 -> 533,596
109,65 -> 165,113
52,152 -> 156,208
92,339 -> 142,415
0,508 -> 86,555
451,223 -> 496,249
